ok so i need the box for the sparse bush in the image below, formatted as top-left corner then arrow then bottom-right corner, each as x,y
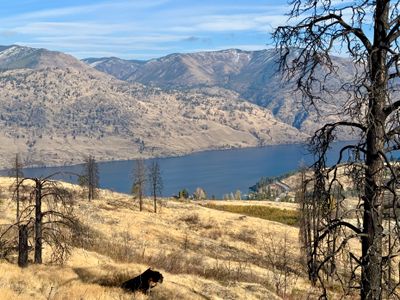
179,213 -> 200,225
234,228 -> 257,244
147,250 -> 203,275
261,232 -> 299,298
206,228 -> 223,240
71,222 -> 137,263
181,232 -> 190,250
147,250 -> 260,285
201,217 -> 217,229
214,260 -> 252,283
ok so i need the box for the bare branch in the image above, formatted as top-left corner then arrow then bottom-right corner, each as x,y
384,100 -> 400,117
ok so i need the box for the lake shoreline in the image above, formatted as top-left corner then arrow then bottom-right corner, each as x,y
0,141 -> 308,172
1,141 -> 352,198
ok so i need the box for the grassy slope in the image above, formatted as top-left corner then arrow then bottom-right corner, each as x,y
0,177 -> 319,300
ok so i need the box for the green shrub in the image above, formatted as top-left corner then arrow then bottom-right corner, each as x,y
204,204 -> 299,226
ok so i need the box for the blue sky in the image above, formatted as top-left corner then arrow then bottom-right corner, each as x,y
0,0 -> 291,60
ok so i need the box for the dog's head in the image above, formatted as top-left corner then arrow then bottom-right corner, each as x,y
144,268 -> 164,286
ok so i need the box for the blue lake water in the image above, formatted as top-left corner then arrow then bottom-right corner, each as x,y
1,142 -> 350,198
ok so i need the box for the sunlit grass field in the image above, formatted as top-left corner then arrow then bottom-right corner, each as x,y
203,203 -> 299,226
0,177 -> 346,299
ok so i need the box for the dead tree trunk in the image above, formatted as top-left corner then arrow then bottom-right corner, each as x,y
360,3 -> 388,298
362,106 -> 385,299
79,155 -> 99,201
15,154 -> 20,223
153,190 -> 157,213
148,160 -> 162,214
133,159 -> 146,212
18,224 -> 28,268
34,179 -> 42,264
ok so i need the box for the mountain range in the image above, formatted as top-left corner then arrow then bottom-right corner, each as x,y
83,48 -> 355,134
0,45 -> 316,168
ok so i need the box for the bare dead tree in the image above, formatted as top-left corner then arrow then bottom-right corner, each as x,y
9,154 -> 24,222
274,0 -> 400,298
18,175 -> 76,264
8,154 -> 30,267
79,155 -> 99,201
0,174 -> 77,266
148,160 -> 163,213
132,159 -> 146,211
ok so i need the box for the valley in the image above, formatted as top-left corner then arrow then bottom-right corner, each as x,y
0,46 -> 307,167
0,45 -> 353,168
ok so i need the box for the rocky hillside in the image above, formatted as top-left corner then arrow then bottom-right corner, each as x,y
84,49 -> 355,135
0,45 -> 306,168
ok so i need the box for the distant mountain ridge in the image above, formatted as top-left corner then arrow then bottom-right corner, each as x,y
0,45 -> 307,168
84,49 -> 263,88
83,49 -> 355,135
83,56 -> 145,80
0,45 -> 90,71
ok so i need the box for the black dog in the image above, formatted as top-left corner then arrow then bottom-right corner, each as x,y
121,268 -> 164,294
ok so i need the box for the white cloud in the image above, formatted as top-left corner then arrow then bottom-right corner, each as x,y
20,40 -> 175,52
1,0 -> 289,59
2,0 -> 169,22
13,22 -> 129,36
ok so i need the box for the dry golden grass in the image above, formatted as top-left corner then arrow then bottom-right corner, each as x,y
0,176 -> 323,299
